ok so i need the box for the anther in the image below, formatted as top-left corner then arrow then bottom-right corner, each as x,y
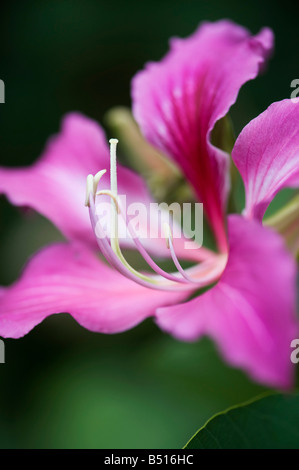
163,222 -> 173,249
85,170 -> 107,207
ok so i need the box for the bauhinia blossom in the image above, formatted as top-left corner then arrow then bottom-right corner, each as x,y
0,20 -> 298,389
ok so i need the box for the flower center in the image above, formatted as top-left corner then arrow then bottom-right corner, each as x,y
85,139 -> 227,291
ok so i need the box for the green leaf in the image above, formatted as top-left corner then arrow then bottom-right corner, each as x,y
184,393 -> 299,449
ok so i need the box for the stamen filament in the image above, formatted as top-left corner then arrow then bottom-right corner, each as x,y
163,223 -> 201,284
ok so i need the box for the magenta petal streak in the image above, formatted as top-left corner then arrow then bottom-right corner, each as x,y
132,20 -> 274,249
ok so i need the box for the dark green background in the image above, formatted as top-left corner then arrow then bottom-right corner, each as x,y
0,0 -> 297,448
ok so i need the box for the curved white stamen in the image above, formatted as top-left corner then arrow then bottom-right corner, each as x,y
85,138 -> 226,291
85,170 -> 107,207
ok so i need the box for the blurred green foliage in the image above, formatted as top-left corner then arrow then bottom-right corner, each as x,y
0,0 -> 298,448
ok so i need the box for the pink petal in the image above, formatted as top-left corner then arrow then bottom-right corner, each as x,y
0,242 -> 189,339
132,20 -> 273,249
232,99 -> 299,220
0,113 -> 108,247
156,215 -> 298,388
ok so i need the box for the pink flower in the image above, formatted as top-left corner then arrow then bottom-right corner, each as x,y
0,20 -> 298,388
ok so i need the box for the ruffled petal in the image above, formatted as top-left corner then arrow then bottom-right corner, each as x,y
132,20 -> 273,249
0,243 -> 189,339
156,215 -> 298,388
232,99 -> 299,220
0,113 -> 109,247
